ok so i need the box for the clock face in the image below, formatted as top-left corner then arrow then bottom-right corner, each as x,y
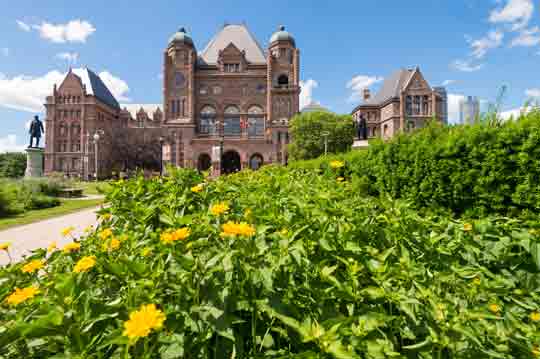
175,72 -> 186,88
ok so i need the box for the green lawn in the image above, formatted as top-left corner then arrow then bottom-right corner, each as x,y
73,181 -> 112,196
0,199 -> 104,231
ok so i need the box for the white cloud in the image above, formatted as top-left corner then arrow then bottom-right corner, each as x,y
451,59 -> 484,72
299,79 -> 319,110
16,20 -> 31,32
33,19 -> 96,43
98,71 -> 131,102
0,70 -> 65,112
1,48 -> 8,57
510,26 -> 540,47
525,88 -> 540,98
447,94 -> 466,124
467,30 -> 504,59
442,80 -> 456,86
346,75 -> 384,102
489,0 -> 534,31
0,69 -> 130,112
0,135 -> 25,153
56,52 -> 79,64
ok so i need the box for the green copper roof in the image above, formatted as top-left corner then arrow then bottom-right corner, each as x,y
270,26 -> 295,47
169,27 -> 193,46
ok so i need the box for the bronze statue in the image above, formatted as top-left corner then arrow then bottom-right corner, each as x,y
29,115 -> 44,148
357,114 -> 368,140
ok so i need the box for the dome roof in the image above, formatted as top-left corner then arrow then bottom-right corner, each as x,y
270,25 -> 295,47
169,28 -> 193,46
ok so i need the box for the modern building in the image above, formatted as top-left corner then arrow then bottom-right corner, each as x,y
43,24 -> 300,178
459,96 -> 480,124
350,67 -> 447,139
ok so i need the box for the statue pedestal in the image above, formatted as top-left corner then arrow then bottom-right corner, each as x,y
352,140 -> 369,150
25,147 -> 45,178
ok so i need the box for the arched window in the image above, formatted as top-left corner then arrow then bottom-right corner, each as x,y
199,106 -> 217,135
249,154 -> 264,170
224,106 -> 241,137
277,74 -> 289,88
383,124 -> 389,137
248,105 -> 265,138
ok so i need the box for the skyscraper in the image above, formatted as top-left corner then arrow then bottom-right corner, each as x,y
459,96 -> 480,124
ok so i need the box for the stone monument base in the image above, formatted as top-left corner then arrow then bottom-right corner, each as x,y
25,147 -> 45,178
352,140 -> 369,150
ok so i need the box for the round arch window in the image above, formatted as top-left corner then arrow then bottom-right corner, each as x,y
249,154 -> 264,170
175,72 -> 185,88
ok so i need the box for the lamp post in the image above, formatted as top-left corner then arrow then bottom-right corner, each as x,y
93,132 -> 100,181
321,131 -> 330,156
159,136 -> 165,176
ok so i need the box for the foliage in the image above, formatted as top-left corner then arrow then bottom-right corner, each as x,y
293,112 -> 540,217
2,166 -> 540,358
288,111 -> 355,160
0,152 -> 26,178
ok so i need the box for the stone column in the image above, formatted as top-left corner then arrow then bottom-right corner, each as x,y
25,148 -> 45,178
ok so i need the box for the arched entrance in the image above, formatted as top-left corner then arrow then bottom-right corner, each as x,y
249,154 -> 264,170
222,150 -> 241,174
197,153 -> 211,172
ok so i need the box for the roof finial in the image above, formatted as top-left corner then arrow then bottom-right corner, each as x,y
179,27 -> 186,33
279,25 -> 285,31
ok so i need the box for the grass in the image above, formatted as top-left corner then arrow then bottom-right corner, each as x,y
0,198 -> 104,231
71,181 -> 111,196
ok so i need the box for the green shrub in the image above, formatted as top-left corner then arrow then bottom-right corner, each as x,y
0,152 -> 26,178
288,111 -> 355,160
1,168 -> 540,358
25,193 -> 60,210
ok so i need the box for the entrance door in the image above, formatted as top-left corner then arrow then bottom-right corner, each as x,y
197,153 -> 211,172
222,151 -> 241,174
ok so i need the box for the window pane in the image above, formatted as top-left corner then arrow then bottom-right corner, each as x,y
224,118 -> 241,136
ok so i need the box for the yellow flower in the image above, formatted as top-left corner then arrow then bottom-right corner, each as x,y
531,312 -> 540,322
533,345 -> 540,357
110,238 -> 121,250
463,223 -> 473,232
191,184 -> 204,193
84,225 -> 94,233
280,228 -> 289,236
488,303 -> 501,314
0,242 -> 11,251
210,202 -> 230,216
73,256 -> 97,273
99,228 -> 113,240
100,213 -> 112,221
329,160 -> 344,169
47,241 -> 57,253
122,304 -> 166,342
472,277 -> 481,285
220,221 -> 256,238
244,208 -> 252,219
160,228 -> 191,244
22,259 -> 45,274
63,242 -> 81,254
337,177 -> 345,182
5,286 -> 40,306
61,226 -> 75,237
141,247 -> 152,257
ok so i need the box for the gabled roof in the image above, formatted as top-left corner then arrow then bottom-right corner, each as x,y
71,68 -> 120,109
122,104 -> 162,120
362,69 -> 414,106
199,24 -> 266,65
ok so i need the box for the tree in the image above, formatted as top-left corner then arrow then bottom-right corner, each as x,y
288,111 -> 355,160
0,152 -> 26,178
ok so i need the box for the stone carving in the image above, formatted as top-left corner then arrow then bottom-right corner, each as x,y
29,115 -> 45,148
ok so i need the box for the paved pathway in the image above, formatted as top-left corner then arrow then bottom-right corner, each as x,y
0,206 -> 102,265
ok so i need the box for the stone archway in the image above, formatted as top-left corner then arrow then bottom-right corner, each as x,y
222,150 -> 241,174
197,153 -> 212,172
249,153 -> 264,170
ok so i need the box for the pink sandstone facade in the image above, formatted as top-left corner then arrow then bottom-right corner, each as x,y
351,67 -> 447,140
44,24 -> 300,178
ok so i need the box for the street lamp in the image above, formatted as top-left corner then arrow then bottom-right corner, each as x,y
159,136 -> 165,176
321,131 -> 330,156
93,132 -> 100,181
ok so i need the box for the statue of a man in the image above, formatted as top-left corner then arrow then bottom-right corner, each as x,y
357,114 -> 368,140
29,115 -> 45,148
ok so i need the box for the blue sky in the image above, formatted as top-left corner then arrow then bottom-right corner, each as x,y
1,0 -> 539,151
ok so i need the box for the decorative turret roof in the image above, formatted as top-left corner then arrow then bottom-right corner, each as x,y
269,25 -> 295,47
169,27 -> 194,46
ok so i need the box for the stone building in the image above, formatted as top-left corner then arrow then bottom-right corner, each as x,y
43,24 -> 300,178
350,67 -> 447,139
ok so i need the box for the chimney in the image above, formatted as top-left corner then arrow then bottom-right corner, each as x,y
363,88 -> 371,101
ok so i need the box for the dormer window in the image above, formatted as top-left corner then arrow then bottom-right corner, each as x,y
224,63 -> 240,73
